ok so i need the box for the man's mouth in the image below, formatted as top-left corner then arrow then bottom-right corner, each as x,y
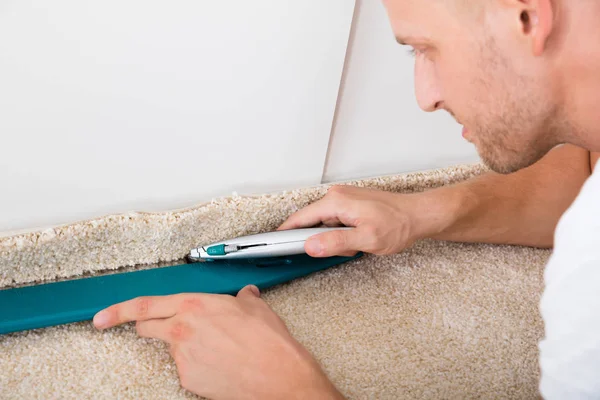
449,110 -> 473,143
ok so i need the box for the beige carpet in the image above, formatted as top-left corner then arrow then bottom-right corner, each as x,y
0,163 -> 549,399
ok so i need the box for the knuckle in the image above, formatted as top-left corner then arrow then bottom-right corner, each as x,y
179,296 -> 204,314
134,297 -> 151,319
169,320 -> 191,342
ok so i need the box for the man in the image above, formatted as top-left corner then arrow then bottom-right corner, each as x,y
91,0 -> 600,398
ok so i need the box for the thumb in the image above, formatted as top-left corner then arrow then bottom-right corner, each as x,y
237,284 -> 261,299
305,228 -> 361,258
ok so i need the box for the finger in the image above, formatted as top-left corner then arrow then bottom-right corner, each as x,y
237,285 -> 261,299
136,319 -> 172,342
277,198 -> 337,231
305,228 -> 363,258
138,316 -> 197,345
322,217 -> 343,227
93,293 -> 189,330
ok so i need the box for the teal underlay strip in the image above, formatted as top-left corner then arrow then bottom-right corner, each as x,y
0,253 -> 362,335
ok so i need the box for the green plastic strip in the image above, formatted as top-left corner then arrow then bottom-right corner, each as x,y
0,253 -> 362,335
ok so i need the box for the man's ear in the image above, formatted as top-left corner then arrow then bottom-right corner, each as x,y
518,0 -> 554,56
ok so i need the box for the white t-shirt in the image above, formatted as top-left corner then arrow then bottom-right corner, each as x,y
539,167 -> 600,399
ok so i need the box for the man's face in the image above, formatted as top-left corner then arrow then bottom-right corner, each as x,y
383,0 -> 565,174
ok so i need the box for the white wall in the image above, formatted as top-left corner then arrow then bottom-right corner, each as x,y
0,0 -> 481,236
0,0 -> 355,233
322,0 -> 479,183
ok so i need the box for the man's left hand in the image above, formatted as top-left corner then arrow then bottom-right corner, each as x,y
92,285 -> 344,400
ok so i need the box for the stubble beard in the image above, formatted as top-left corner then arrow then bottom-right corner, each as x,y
469,36 -> 567,175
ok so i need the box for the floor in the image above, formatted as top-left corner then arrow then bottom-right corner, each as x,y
0,163 -> 549,399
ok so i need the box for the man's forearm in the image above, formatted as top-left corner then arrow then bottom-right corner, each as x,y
415,144 -> 591,248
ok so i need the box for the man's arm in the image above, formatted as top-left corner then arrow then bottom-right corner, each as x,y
280,144 -> 592,257
426,144 -> 592,248
590,151 -> 599,171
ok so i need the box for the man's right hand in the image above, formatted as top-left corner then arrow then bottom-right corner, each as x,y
277,185 -> 441,258
279,145 -> 591,256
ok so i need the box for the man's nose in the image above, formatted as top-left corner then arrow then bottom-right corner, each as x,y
414,56 -> 443,112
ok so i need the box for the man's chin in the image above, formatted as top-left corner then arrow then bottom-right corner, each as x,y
481,158 -> 519,175
479,152 -> 544,175
476,145 -> 526,175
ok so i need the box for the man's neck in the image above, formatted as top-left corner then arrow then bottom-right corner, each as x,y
559,2 -> 600,151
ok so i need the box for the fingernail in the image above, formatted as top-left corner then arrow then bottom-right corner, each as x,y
306,238 -> 323,255
249,285 -> 260,297
93,310 -> 110,329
